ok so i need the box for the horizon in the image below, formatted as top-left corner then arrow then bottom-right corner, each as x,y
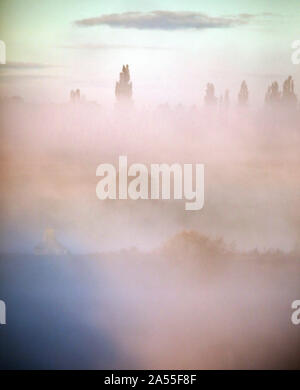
0,0 -> 300,105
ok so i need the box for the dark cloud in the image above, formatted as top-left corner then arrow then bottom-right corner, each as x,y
0,74 -> 60,83
0,62 -> 57,70
0,63 -> 61,82
59,43 -> 171,51
74,10 -> 257,30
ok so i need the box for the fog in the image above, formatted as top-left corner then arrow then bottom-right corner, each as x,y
1,241 -> 299,369
0,89 -> 300,369
0,96 -> 300,253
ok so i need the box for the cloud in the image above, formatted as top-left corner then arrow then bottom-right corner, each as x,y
0,62 -> 57,70
0,63 -> 61,83
0,74 -> 60,83
74,10 -> 257,30
58,43 -> 170,51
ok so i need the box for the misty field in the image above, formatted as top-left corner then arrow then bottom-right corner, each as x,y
0,100 -> 300,369
0,234 -> 299,369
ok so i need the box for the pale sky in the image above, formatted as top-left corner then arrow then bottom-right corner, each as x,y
0,0 -> 299,105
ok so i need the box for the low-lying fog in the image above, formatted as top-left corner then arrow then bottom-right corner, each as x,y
0,102 -> 299,253
0,100 -> 299,369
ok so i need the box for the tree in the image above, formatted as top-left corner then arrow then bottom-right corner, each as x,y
282,76 -> 297,107
238,81 -> 248,106
204,83 -> 217,105
115,64 -> 132,102
265,81 -> 281,105
70,89 -> 81,103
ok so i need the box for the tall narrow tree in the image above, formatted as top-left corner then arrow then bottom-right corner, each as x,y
238,81 -> 249,106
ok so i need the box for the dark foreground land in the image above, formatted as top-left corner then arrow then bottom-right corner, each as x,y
0,241 -> 300,369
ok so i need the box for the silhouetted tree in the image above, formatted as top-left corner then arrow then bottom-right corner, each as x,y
204,83 -> 217,105
282,76 -> 297,107
70,89 -> 81,103
238,81 -> 249,106
265,81 -> 281,105
115,64 -> 132,102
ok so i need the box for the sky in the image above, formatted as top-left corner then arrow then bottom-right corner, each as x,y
0,0 -> 299,105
